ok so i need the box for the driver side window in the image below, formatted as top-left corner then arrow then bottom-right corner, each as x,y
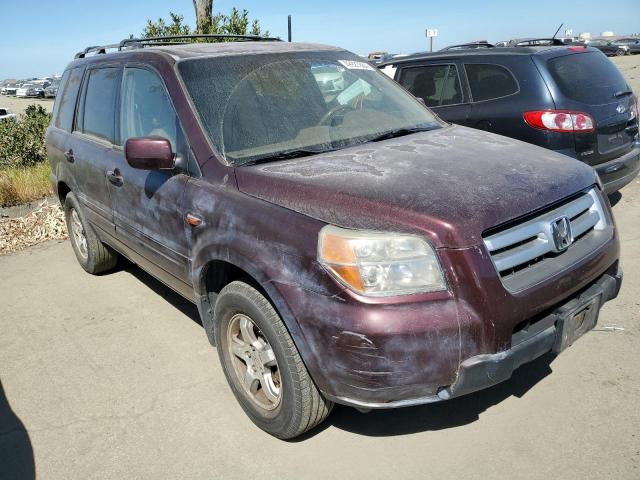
120,67 -> 179,151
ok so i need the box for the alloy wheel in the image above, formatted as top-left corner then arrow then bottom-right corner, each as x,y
226,313 -> 282,411
70,208 -> 88,260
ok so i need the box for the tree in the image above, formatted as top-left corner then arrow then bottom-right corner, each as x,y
193,0 -> 213,33
143,2 -> 269,39
143,12 -> 191,38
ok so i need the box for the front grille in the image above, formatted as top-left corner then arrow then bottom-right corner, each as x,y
483,188 -> 611,292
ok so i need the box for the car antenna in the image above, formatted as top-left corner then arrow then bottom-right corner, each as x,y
552,23 -> 563,39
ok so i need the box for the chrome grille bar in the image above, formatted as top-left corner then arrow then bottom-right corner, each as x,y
483,188 -> 609,288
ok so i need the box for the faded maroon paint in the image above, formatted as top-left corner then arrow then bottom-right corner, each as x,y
124,137 -> 174,170
235,125 -> 598,248
47,43 -> 620,407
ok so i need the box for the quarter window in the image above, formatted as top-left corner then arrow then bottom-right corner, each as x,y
119,68 -> 178,150
81,67 -> 119,142
397,65 -> 463,107
464,64 -> 518,102
53,67 -> 83,132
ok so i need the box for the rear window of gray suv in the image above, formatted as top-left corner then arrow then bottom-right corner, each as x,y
547,52 -> 628,104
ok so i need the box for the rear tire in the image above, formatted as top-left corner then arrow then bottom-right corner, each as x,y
616,49 -> 625,56
214,281 -> 333,439
64,192 -> 117,274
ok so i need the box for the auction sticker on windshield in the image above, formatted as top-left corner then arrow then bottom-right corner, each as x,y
338,60 -> 375,71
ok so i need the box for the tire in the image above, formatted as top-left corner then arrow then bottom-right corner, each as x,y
64,192 -> 118,274
616,49 -> 625,56
214,281 -> 333,439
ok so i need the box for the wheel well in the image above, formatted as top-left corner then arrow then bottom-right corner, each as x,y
203,260 -> 262,295
57,181 -> 71,205
199,260 -> 269,346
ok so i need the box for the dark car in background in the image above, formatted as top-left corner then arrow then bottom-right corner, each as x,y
44,80 -> 60,98
617,38 -> 640,54
380,46 -> 639,193
587,39 -> 629,56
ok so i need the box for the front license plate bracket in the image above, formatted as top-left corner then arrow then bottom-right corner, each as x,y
553,295 -> 601,353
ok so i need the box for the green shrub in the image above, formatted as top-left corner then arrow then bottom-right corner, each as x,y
0,105 -> 51,167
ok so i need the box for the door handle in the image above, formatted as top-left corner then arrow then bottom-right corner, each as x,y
64,149 -> 74,163
106,169 -> 123,186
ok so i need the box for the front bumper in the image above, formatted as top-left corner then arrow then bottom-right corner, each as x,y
323,266 -> 622,409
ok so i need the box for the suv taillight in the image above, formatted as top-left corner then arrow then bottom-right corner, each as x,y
630,95 -> 638,122
523,110 -> 595,133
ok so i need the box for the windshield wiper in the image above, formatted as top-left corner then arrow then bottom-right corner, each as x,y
240,148 -> 330,166
614,89 -> 633,98
369,126 -> 435,143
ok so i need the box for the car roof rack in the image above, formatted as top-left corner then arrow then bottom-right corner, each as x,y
440,42 -> 495,51
509,38 -> 565,46
74,34 -> 282,59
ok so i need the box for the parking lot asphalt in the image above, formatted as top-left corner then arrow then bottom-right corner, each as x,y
1,55 -> 639,480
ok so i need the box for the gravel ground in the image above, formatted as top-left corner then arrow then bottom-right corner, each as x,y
0,55 -> 638,480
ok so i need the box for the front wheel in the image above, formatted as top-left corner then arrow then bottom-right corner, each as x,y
616,49 -> 626,56
214,281 -> 333,439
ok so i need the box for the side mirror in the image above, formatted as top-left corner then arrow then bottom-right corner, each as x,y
124,137 -> 175,170
415,96 -> 426,106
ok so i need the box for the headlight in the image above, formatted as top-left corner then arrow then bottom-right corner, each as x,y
318,225 -> 446,297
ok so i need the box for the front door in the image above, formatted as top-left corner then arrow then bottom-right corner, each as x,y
107,66 -> 192,295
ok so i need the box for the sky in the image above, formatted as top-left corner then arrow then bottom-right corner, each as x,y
1,0 -> 638,79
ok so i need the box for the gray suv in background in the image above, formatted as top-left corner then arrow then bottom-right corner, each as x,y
380,45 -> 640,193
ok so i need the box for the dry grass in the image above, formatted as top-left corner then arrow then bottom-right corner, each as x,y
0,201 -> 67,254
0,162 -> 53,207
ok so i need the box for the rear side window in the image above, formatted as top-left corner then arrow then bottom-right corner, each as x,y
464,64 -> 518,102
397,65 -> 462,107
53,67 -> 83,131
81,67 -> 120,142
547,52 -> 628,104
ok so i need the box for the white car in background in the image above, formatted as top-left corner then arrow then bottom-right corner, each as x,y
2,84 -> 19,96
0,108 -> 17,121
16,83 -> 44,98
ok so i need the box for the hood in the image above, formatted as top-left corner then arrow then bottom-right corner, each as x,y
235,125 -> 597,248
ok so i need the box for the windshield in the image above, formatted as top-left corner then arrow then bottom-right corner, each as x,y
178,51 -> 443,166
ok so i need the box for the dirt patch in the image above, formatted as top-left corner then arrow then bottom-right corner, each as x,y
0,200 -> 67,254
0,96 -> 54,116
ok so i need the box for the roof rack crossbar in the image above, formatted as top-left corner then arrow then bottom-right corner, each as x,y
74,34 -> 282,59
119,34 -> 282,49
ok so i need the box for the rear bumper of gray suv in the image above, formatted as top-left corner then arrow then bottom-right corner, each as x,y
596,144 -> 640,194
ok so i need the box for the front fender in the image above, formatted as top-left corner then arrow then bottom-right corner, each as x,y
186,178 -> 343,391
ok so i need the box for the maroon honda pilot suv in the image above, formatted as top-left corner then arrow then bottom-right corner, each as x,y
46,36 -> 622,439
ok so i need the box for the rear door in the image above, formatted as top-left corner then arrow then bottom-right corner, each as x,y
537,49 -> 638,166
395,62 -> 471,124
462,62 -> 521,133
68,65 -> 121,237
